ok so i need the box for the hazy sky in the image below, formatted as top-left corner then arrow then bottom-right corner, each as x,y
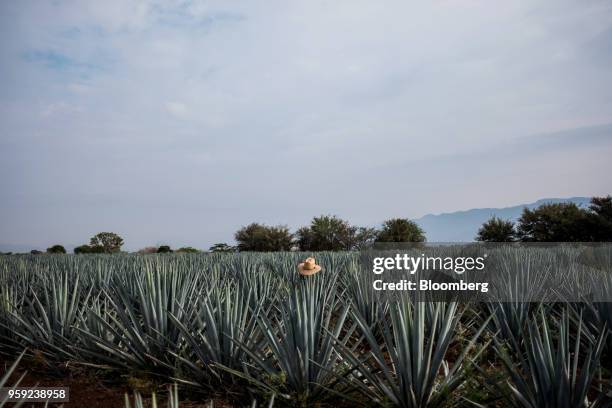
1,1 -> 612,251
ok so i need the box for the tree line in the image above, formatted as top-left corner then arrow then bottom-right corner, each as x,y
18,233 -> 199,255
226,215 -> 425,252
15,216 -> 426,254
476,195 -> 612,242
4,195 -> 610,255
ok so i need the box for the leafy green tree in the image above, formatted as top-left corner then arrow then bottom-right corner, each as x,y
516,203 -> 590,242
476,217 -> 516,242
295,226 -> 315,251
586,195 -> 612,241
46,244 -> 67,254
89,232 -> 124,253
376,218 -> 425,243
176,246 -> 200,253
590,196 -> 612,220
74,245 -> 90,254
209,243 -> 234,253
265,226 -> 294,251
234,224 -> 293,252
74,244 -> 104,254
296,215 -> 356,251
30,250 -> 43,255
157,245 -> 172,253
352,227 -> 380,249
235,224 -> 267,251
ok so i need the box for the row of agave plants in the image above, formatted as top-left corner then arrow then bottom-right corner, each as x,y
0,250 -> 611,407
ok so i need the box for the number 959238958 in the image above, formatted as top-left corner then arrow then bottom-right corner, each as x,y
1,387 -> 69,402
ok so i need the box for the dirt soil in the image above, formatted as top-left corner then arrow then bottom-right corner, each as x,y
0,357 -> 226,408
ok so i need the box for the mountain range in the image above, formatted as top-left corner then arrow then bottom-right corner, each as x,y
414,196 -> 591,242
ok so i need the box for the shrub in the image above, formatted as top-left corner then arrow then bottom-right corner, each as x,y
176,247 -> 200,253
46,244 -> 67,254
209,243 -> 234,253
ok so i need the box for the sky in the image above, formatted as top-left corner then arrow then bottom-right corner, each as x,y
1,0 -> 612,251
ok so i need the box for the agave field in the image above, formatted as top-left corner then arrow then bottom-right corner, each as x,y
0,248 -> 611,407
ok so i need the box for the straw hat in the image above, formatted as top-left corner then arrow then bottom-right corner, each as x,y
298,257 -> 322,276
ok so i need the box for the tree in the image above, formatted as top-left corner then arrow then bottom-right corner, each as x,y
74,245 -> 90,254
295,226 -> 315,251
516,203 -> 591,242
585,196 -> 612,241
235,224 -> 267,251
476,217 -> 516,242
46,244 -> 67,254
376,218 -> 425,243
89,232 -> 124,253
74,244 -> 102,254
30,250 -> 43,255
209,243 -> 234,253
296,215 -> 357,251
265,226 -> 294,251
176,247 -> 200,253
234,224 -> 293,252
590,196 -> 612,219
157,245 -> 172,253
352,227 -> 380,250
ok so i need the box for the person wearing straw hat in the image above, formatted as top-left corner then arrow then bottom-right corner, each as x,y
298,257 -> 322,276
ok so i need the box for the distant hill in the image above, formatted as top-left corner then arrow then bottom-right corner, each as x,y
415,197 -> 592,242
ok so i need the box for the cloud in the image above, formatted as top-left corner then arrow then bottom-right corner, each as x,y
41,101 -> 84,117
165,101 -> 189,119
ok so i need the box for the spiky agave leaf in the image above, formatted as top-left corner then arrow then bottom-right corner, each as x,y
494,306 -> 608,408
0,350 -> 27,407
342,255 -> 389,331
169,282 -> 268,390
79,267 -> 202,372
333,297 -> 491,408
124,383 -> 180,408
216,274 -> 357,406
9,272 -> 90,362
